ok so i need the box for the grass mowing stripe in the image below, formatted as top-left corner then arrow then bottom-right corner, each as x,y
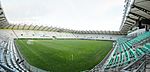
16,40 -> 113,72
16,40 -> 50,70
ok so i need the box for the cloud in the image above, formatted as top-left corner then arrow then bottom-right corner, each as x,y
1,0 -> 124,31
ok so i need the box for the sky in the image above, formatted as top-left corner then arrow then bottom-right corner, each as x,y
1,0 -> 125,31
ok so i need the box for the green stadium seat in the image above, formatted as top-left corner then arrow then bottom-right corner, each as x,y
122,44 -> 127,51
145,43 -> 150,49
136,48 -> 144,56
140,47 -> 150,54
105,32 -> 150,70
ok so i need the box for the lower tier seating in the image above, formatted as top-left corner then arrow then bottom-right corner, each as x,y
104,31 -> 150,70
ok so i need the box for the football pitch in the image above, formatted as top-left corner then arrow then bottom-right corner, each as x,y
16,40 -> 113,72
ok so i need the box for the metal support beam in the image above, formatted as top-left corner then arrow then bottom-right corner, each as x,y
126,20 -> 135,24
135,0 -> 150,5
12,25 -> 16,29
49,27 -> 55,31
132,4 -> 150,15
125,23 -> 133,26
0,16 -> 5,19
129,12 -> 140,17
0,18 -> 6,21
41,26 -> 48,31
17,24 -> 20,29
0,23 -> 9,29
37,25 -> 43,30
23,24 -> 26,30
129,12 -> 147,19
0,12 -> 3,15
28,24 -> 32,30
53,28 -> 59,32
32,25 -> 38,30
126,16 -> 137,21
46,27 -> 51,31
5,24 -> 12,29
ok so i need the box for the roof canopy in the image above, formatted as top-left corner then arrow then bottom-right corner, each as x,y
120,0 -> 150,32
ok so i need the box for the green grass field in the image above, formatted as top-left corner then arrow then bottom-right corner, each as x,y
16,40 -> 113,72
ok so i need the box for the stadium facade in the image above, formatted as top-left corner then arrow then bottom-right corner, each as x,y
0,0 -> 150,72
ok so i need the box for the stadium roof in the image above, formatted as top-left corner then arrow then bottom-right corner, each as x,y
1,0 -> 149,34
0,4 -> 8,26
120,0 -> 150,32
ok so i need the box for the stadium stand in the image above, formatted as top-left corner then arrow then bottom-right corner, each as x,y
90,0 -> 150,71
0,0 -> 150,72
0,29 -> 124,40
90,32 -> 150,72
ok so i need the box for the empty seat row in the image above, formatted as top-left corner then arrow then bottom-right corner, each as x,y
0,37 -> 29,72
105,32 -> 150,70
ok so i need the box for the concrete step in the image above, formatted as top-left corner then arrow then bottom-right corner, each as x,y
146,63 -> 150,72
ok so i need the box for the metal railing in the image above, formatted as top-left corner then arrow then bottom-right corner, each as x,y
89,42 -> 117,72
0,64 -> 14,72
121,54 -> 150,72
